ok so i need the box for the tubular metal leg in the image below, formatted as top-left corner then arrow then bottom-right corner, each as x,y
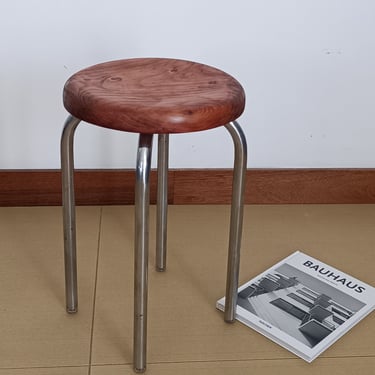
156,134 -> 169,272
134,133 -> 154,373
223,121 -> 247,322
61,115 -> 81,313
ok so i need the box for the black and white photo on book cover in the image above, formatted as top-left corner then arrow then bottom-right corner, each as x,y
216,251 -> 375,362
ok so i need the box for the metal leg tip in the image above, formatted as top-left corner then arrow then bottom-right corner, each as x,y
156,266 -> 166,272
224,317 -> 236,324
67,308 -> 78,314
134,366 -> 146,373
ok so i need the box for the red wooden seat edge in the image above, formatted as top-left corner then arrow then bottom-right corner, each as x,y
63,58 -> 245,134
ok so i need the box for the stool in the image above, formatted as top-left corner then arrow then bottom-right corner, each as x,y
60,58 -> 247,372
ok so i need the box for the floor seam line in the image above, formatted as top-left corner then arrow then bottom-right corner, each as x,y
0,365 -> 89,370
89,353 -> 375,368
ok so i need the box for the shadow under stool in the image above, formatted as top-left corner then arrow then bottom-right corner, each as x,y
60,58 -> 247,372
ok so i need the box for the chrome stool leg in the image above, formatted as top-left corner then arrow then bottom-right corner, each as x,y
224,121 -> 247,322
156,134 -> 169,272
61,115 -> 81,313
134,133 -> 154,373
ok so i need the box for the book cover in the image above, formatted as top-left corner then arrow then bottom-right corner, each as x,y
216,251 -> 375,362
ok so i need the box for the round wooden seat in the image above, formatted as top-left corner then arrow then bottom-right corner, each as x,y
63,58 -> 245,134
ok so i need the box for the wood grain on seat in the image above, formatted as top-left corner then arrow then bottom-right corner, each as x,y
63,58 -> 245,134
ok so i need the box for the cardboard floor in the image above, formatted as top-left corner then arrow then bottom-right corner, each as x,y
0,205 -> 374,374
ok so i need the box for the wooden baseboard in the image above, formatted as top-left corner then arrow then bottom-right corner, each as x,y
1,169 -> 375,206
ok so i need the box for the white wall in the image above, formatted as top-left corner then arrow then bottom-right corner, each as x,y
1,0 -> 374,169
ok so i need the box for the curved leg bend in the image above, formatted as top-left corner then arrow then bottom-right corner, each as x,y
224,121 -> 247,322
61,115 -> 81,313
134,134 -> 154,373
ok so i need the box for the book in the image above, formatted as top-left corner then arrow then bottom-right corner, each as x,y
216,251 -> 375,362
